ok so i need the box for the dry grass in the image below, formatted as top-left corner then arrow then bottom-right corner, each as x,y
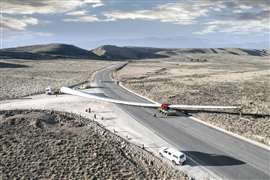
0,59 -> 111,100
117,56 -> 270,145
0,110 -> 187,179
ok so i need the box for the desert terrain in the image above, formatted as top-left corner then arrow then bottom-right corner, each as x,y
117,53 -> 270,145
0,110 -> 186,179
0,59 -> 111,100
0,51 -> 191,179
1,44 -> 269,179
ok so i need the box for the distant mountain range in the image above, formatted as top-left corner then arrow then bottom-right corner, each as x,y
0,43 -> 269,60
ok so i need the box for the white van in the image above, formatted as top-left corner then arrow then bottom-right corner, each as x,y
159,147 -> 186,165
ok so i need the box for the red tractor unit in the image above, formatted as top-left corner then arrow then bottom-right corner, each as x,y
158,103 -> 177,116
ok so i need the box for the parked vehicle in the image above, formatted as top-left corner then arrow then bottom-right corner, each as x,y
159,147 -> 186,165
45,86 -> 52,95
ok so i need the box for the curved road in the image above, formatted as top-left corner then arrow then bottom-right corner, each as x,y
95,63 -> 270,180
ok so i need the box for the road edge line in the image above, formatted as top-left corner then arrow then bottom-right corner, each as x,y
119,82 -> 159,105
118,82 -> 270,151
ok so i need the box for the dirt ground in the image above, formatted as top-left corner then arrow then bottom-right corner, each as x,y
0,59 -> 111,100
0,110 -> 187,179
117,56 -> 270,145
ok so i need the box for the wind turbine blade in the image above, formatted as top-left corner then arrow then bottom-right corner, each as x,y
169,104 -> 239,109
60,87 -> 161,108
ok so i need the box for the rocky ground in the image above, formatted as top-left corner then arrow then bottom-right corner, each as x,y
0,59 -> 111,100
0,110 -> 187,179
117,57 -> 270,145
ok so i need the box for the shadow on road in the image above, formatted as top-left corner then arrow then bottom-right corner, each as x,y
84,93 -> 108,98
89,86 -> 105,88
183,151 -> 246,166
180,109 -> 270,118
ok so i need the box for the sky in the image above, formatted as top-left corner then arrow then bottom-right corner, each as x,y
1,0 -> 270,49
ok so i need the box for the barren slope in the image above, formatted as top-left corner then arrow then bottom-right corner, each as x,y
0,110 -> 186,179
0,59 -> 111,100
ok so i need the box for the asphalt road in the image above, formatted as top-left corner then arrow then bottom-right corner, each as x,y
96,63 -> 270,180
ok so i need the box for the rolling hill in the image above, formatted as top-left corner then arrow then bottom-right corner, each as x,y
159,48 -> 270,57
91,45 -> 169,60
1,43 -> 269,60
0,44 -> 100,60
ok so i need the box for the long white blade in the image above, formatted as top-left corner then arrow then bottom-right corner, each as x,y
60,87 -> 161,108
61,87 -> 239,110
169,104 -> 239,109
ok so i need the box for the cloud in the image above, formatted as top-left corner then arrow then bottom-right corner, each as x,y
103,0 -> 269,22
193,0 -> 270,34
1,0 -> 103,31
92,3 -> 104,8
202,19 -> 269,34
103,2 -> 210,25
65,10 -> 99,22
67,10 -> 88,16
1,0 -> 103,15
195,25 -> 218,35
1,0 -> 269,35
64,15 -> 99,22
101,0 -> 269,35
35,32 -> 54,37
205,0 -> 270,8
102,0 -> 270,35
1,16 -> 38,30
239,5 -> 253,10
